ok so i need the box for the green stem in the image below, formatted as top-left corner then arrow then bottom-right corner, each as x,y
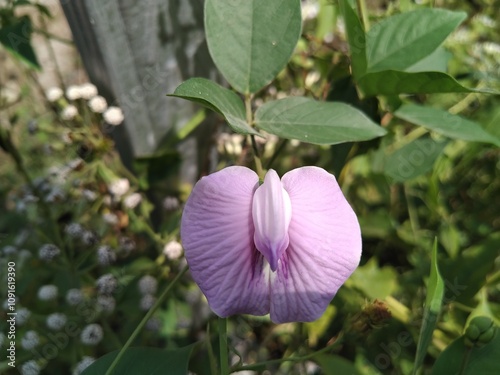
245,94 -> 264,179
356,0 -> 370,31
219,317 -> 229,375
266,139 -> 288,170
104,266 -> 189,375
230,336 -> 343,373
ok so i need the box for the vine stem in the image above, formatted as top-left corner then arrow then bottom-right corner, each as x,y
104,266 -> 189,375
245,94 -> 264,179
219,317 -> 229,375
230,335 -> 343,373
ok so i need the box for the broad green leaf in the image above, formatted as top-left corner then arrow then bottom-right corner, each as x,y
0,16 -> 40,69
405,47 -> 452,73
169,78 -> 259,136
413,239 -> 444,375
431,334 -> 500,375
348,258 -> 397,299
254,97 -> 386,145
81,346 -> 194,375
205,0 -> 302,94
314,354 -> 362,375
358,70 -> 498,96
338,0 -> 367,78
394,104 -> 500,147
384,137 -> 447,182
365,9 -> 466,73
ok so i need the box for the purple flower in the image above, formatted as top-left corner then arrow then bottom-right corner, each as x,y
181,166 -> 361,323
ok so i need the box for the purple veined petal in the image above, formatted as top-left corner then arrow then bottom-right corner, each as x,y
181,166 -> 270,317
269,166 -> 362,323
252,169 -> 292,272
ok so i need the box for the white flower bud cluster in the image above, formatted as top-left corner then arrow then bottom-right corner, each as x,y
65,223 -> 84,238
140,294 -> 156,311
21,330 -> 39,350
88,95 -> 107,113
46,313 -> 67,330
96,274 -> 118,295
21,360 -> 41,375
163,240 -> 183,260
73,356 -> 95,375
163,196 -> 179,211
108,178 -> 130,198
96,295 -> 116,313
38,244 -> 60,261
80,324 -> 103,345
66,289 -> 84,306
82,230 -> 98,246
38,285 -> 58,301
97,245 -> 116,266
124,192 -> 142,209
138,275 -> 158,295
103,106 -> 124,125
2,245 -> 17,255
45,87 -> 63,102
61,105 -> 78,120
16,308 -> 31,326
145,317 -> 162,331
119,236 -> 136,254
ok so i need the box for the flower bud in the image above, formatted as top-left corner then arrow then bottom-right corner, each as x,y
465,316 -> 497,348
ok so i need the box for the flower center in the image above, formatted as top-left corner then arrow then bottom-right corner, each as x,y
252,169 -> 292,271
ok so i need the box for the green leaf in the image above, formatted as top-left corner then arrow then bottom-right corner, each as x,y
169,78 -> 259,136
81,346 -> 194,375
348,258 -> 397,299
0,16 -> 40,69
314,354 -> 362,375
405,47 -> 452,73
338,0 -> 367,78
431,334 -> 500,375
394,104 -> 500,147
204,0 -> 302,94
254,97 -> 386,145
413,239 -> 444,375
358,70 -> 498,96
384,137 -> 447,182
305,305 -> 337,346
365,9 -> 466,73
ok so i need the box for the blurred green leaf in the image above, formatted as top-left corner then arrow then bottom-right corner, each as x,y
81,346 -> 194,375
349,258 -> 397,299
431,334 -> 500,375
365,9 -> 466,73
358,71 -> 497,96
413,239 -> 444,375
314,354 -> 362,375
254,97 -> 386,145
306,305 -> 337,346
384,137 -> 447,182
395,104 -> 500,146
205,0 -> 302,94
169,77 -> 259,136
338,0 -> 367,78
0,16 -> 40,69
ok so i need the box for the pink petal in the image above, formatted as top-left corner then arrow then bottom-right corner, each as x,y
270,166 -> 362,323
181,166 -> 270,317
252,169 -> 292,271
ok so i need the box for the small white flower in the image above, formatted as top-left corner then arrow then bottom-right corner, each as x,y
96,274 -> 118,295
124,192 -> 142,209
79,83 -> 98,100
38,285 -> 58,301
66,288 -> 84,306
103,106 -> 124,125
46,313 -> 67,330
82,189 -> 97,202
163,196 -> 179,211
82,231 -> 98,246
140,294 -> 156,311
80,324 -> 103,345
97,245 -> 116,266
108,178 -> 130,197
145,317 -> 162,331
163,240 -> 183,260
61,105 -> 78,120
38,244 -> 60,261
16,308 -> 31,326
45,87 -> 63,102
96,295 -> 116,313
102,212 -> 119,225
21,360 -> 41,375
138,275 -> 158,295
73,356 -> 95,375
2,245 -> 16,255
65,223 -> 84,238
301,0 -> 319,20
88,95 -> 108,113
2,297 -> 17,310
66,85 -> 82,100
119,237 -> 136,254
21,330 -> 39,350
